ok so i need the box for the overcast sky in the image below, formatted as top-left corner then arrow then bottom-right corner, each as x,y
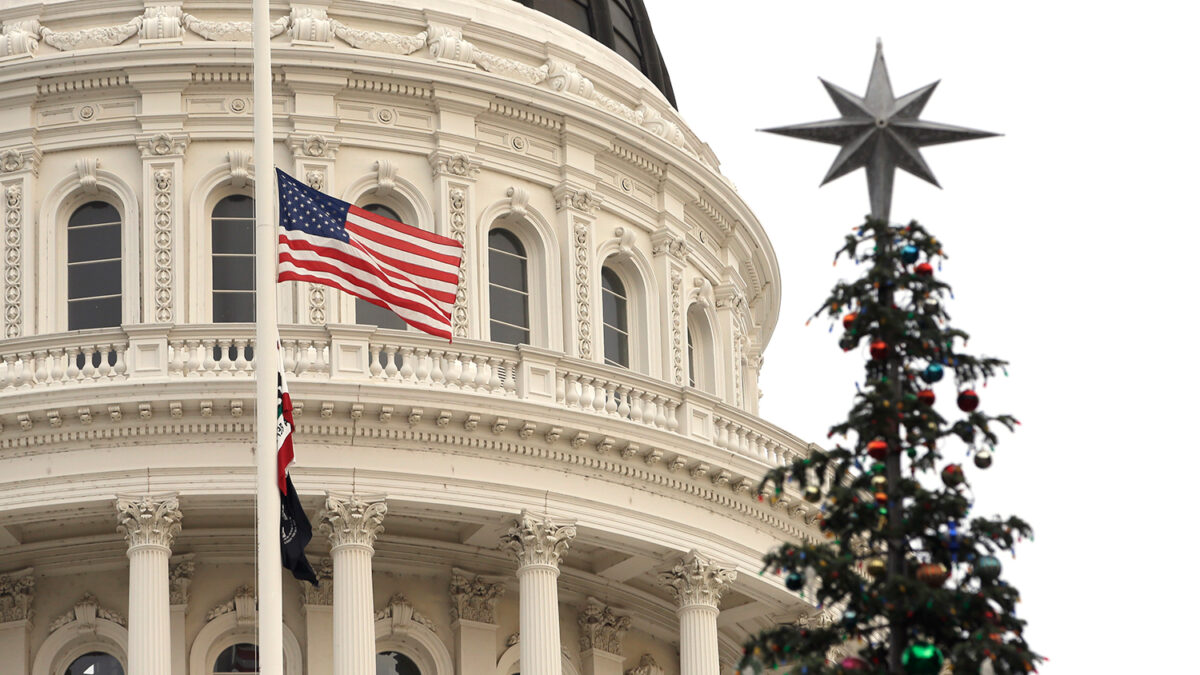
647,1 -> 1199,670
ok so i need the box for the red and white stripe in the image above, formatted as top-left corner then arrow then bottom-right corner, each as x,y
278,205 -> 463,340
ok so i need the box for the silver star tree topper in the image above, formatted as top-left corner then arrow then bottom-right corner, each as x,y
764,40 -> 998,222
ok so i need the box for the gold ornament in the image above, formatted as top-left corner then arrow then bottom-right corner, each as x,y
804,485 -> 821,502
867,557 -> 887,577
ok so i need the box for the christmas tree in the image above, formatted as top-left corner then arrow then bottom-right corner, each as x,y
739,44 -> 1041,674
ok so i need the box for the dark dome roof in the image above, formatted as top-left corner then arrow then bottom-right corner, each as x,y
516,0 -> 676,107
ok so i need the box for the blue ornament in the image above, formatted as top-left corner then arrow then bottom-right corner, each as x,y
921,363 -> 945,383
900,245 -> 920,264
785,571 -> 805,591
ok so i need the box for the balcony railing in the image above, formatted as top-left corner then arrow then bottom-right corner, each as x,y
0,324 -> 812,467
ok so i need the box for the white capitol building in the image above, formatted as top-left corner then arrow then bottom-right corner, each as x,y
0,1 -> 826,674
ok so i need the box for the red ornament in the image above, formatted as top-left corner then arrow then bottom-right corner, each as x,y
917,389 -> 935,406
957,389 -> 980,412
941,464 -> 965,487
843,312 -> 858,330
867,439 -> 890,460
916,562 -> 950,588
874,491 -> 889,505
915,262 -> 934,277
840,657 -> 869,670
870,341 -> 888,360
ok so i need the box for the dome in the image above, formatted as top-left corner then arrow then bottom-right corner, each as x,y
0,2 -> 808,675
515,0 -> 676,106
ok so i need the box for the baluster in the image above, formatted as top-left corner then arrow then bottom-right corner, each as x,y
168,341 -> 183,377
555,372 -> 567,404
314,339 -> 329,374
640,394 -> 656,426
592,379 -> 608,414
666,399 -> 680,432
503,359 -> 518,395
79,347 -> 95,381
95,344 -> 113,380
738,428 -> 750,456
64,348 -> 80,382
616,385 -> 631,418
473,355 -> 489,390
2,354 -> 14,390
282,340 -> 298,375
444,351 -> 463,388
296,340 -> 313,376
579,376 -> 595,412
604,382 -> 619,415
182,340 -> 199,377
32,350 -> 48,386
235,338 -> 251,374
48,348 -> 65,386
487,357 -> 503,393
215,338 -> 233,375
366,344 -> 381,377
399,346 -> 415,382
629,390 -> 645,423
564,373 -> 580,407
383,345 -> 399,379
113,343 -> 128,379
200,339 -> 217,375
430,350 -> 445,386
412,349 -> 430,383
653,395 -> 668,429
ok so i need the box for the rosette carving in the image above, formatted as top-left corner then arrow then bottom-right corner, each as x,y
498,511 -> 576,569
318,493 -> 387,549
116,494 -> 183,550
657,550 -> 736,609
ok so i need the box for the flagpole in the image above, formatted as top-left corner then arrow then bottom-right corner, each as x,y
252,0 -> 284,673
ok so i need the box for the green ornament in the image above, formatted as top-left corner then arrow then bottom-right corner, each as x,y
902,643 -> 944,675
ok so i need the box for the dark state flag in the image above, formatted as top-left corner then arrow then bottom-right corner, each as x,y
278,367 -> 317,585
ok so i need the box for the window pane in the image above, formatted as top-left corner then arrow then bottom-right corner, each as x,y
530,0 -> 591,32
489,286 -> 529,327
488,250 -> 528,292
66,651 -> 124,675
357,298 -> 407,330
491,320 -> 529,346
609,1 -> 637,41
213,292 -> 255,323
214,643 -> 259,673
377,651 -> 422,675
69,296 -> 122,331
213,257 -> 255,291
68,260 -> 121,298
68,202 -> 121,228
687,328 -> 696,387
601,290 -> 627,331
67,223 -> 121,263
488,229 -> 526,257
363,203 -> 401,222
601,267 -> 625,295
614,36 -> 643,68
604,325 -> 629,367
213,218 -> 255,254
212,195 -> 254,219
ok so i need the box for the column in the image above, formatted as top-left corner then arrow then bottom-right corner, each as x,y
116,493 -> 183,675
553,183 -> 603,362
449,568 -> 505,675
319,492 -> 387,675
657,551 -> 736,675
0,568 -> 34,675
578,597 -> 630,675
498,510 -> 576,675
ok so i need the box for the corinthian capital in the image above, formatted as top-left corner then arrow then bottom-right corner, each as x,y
318,492 -> 387,550
657,550 -> 736,609
498,510 -> 576,569
578,597 -> 631,655
449,568 -> 505,624
0,568 -> 34,622
116,493 -> 183,551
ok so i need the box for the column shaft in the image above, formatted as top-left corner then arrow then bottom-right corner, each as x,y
128,545 -> 172,675
332,544 -> 375,675
518,564 -> 562,675
678,605 -> 719,675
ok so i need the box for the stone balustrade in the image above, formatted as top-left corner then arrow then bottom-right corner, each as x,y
0,324 -> 814,467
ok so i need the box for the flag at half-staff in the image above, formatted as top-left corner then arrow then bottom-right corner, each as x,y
277,355 -> 317,585
275,169 -> 464,340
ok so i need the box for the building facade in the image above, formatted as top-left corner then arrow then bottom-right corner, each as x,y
0,1 -> 825,674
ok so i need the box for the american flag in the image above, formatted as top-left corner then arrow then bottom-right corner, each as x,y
276,169 -> 463,340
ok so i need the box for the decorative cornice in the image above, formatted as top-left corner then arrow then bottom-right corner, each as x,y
553,185 -> 602,216
318,492 -> 387,550
449,568 -> 504,624
578,597 -> 630,656
498,510 -> 576,569
657,550 -> 736,609
0,146 -> 41,175
0,568 -> 34,622
301,558 -> 334,606
169,555 -> 195,605
50,593 -> 125,632
116,493 -> 182,551
375,593 -> 437,634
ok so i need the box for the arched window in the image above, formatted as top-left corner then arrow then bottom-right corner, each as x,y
355,203 -> 409,330
213,643 -> 258,673
600,267 -> 629,368
377,651 -> 421,675
212,195 -> 255,322
67,202 -> 122,330
686,305 -> 716,393
687,326 -> 696,388
488,228 -> 529,345
65,652 -> 124,675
